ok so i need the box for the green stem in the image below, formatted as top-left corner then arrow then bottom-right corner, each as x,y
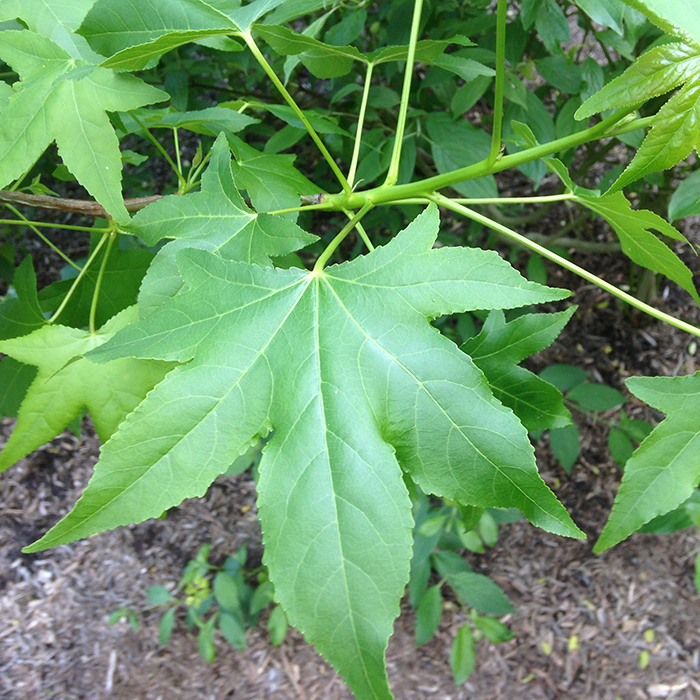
182,150 -> 213,194
348,62 -> 375,188
2,204 -> 81,271
268,201 -> 335,216
432,194 -> 700,338
10,163 -> 36,192
384,0 -> 423,187
0,218 -> 111,233
49,233 -> 110,325
314,202 -> 373,271
130,112 -> 186,188
488,0 -> 507,166
242,32 -> 351,194
344,209 -> 374,252
173,128 -> 183,182
88,231 -> 116,334
327,107 -> 638,209
451,194 -> 575,205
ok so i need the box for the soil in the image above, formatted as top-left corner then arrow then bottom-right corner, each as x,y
1,200 -> 700,699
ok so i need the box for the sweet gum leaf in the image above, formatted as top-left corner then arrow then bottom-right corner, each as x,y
462,308 -> 575,431
24,205 -> 581,700
0,306 -> 174,472
0,30 -> 167,222
128,134 -> 316,313
595,372 -> 700,552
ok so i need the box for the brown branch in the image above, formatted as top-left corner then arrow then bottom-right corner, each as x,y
0,190 -> 164,217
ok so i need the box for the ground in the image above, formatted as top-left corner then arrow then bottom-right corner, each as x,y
1,206 -> 700,699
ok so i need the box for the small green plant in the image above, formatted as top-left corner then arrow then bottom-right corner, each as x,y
1,0 -> 699,697
109,543 -> 288,661
410,488 -> 518,685
539,363 -> 654,472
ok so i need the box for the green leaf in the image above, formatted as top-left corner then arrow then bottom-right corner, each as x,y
415,585 -> 443,647
249,580 -> 275,616
446,571 -> 513,616
219,610 -> 248,650
38,243 -> 155,330
669,168 -> 700,221
128,134 -> 315,311
568,382 -> 626,411
80,0 -> 286,69
608,427 -> 634,466
614,79 -> 700,191
576,40 -> 700,190
539,363 -> 588,392
596,371 -> 700,552
0,358 -> 37,418
213,571 -> 241,613
0,30 -> 167,222
198,620 -> 216,662
25,205 -> 580,699
549,424 -> 580,474
576,43 -> 700,119
574,191 -> 699,303
461,309 -> 575,431
431,54 -> 495,82
535,56 -> 582,94
536,0 -> 570,54
226,134 -> 319,215
267,605 -> 288,647
574,0 -> 625,34
0,257 -> 46,341
426,114 -> 497,198
478,511 -> 499,547
616,0 -> 700,48
473,615 -> 514,643
159,608 -> 176,645
147,584 -> 173,605
0,0 -> 101,60
78,0 -> 237,69
143,106 -> 258,136
255,24 -> 364,78
0,306 -> 174,472
451,624 -> 476,686
619,411 -> 654,442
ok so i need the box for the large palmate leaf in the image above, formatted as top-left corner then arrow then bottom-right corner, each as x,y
127,134 -> 315,312
25,206 -> 582,699
0,307 -> 174,472
596,371 -> 700,551
78,0 -> 285,70
0,30 -> 167,222
576,38 -> 700,189
0,0 -> 100,60
461,309 -> 575,431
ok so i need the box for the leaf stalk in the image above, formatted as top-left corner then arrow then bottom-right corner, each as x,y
488,0 -> 508,166
384,0 -> 424,187
314,202 -> 373,270
431,194 -> 700,338
242,32 -> 351,194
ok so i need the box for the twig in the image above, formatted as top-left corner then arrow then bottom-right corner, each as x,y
0,190 -> 163,217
